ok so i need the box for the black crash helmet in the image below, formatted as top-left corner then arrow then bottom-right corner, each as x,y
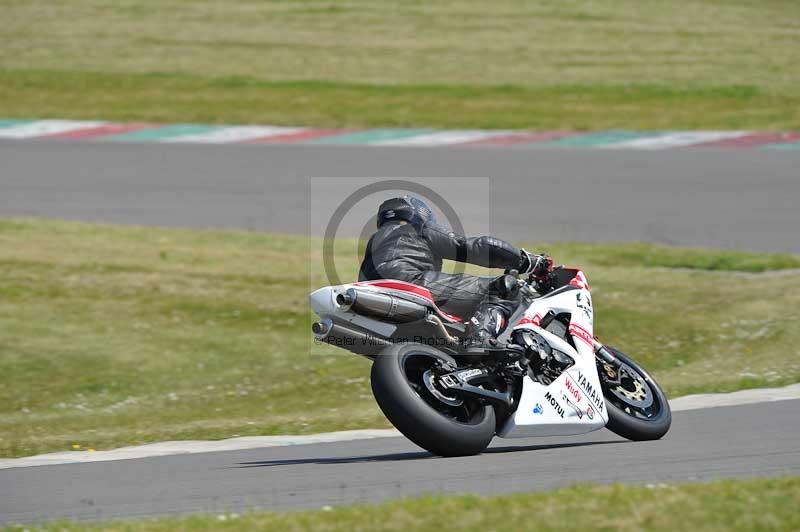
377,196 -> 436,229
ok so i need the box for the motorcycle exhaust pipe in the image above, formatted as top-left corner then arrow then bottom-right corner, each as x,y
312,318 -> 390,358
336,288 -> 429,323
311,319 -> 332,336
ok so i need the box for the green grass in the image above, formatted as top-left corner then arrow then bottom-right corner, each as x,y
1,218 -> 799,458
6,477 -> 799,531
537,241 -> 800,273
1,0 -> 800,129
3,71 -> 799,130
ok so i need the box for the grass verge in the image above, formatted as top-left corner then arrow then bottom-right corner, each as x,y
1,218 -> 799,457
5,477 -> 799,531
2,0 -> 800,129
2,71 -> 799,130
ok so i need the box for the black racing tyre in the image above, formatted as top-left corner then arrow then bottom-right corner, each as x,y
371,343 -> 496,457
600,347 -> 671,441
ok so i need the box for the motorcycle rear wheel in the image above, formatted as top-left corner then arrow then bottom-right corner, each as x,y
599,347 -> 672,441
371,343 -> 496,457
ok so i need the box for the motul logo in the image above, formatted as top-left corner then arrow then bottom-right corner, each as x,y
544,391 -> 564,418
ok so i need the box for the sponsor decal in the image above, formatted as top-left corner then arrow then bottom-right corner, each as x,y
586,405 -> 595,420
576,371 -> 605,413
456,368 -> 483,381
532,403 -> 544,415
564,377 -> 583,404
561,392 -> 583,419
544,391 -> 565,418
576,293 -> 593,321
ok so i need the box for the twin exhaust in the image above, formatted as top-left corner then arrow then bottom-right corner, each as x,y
312,287 -> 454,341
312,286 -> 426,337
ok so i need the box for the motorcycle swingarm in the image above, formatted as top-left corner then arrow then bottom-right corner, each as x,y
438,368 -> 513,407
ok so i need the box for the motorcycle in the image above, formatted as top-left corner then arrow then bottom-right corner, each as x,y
309,265 -> 671,456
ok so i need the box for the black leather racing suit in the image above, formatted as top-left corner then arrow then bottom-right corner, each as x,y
359,220 -> 523,346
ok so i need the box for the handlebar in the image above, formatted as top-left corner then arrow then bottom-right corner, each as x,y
509,255 -> 578,295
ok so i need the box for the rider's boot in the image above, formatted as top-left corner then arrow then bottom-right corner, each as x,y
463,302 -> 513,355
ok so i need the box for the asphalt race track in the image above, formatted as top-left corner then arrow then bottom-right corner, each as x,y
1,400 -> 798,524
1,141 -> 799,252
1,141 -> 799,524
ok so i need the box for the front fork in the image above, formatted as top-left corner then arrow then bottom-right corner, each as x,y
593,338 -> 622,385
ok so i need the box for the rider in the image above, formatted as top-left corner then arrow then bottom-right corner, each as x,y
359,196 -> 553,353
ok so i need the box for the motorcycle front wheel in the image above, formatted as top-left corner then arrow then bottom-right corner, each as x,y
371,343 -> 496,457
598,347 -> 672,441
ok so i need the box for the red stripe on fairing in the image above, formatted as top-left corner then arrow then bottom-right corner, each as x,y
246,128 -> 355,144
695,132 -> 800,148
353,280 -> 462,322
462,131 -> 576,146
570,322 -> 592,337
40,123 -> 152,139
569,323 -> 594,347
355,280 -> 434,300
516,314 -> 542,327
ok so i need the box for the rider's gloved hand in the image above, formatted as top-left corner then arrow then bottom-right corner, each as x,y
532,254 -> 554,279
519,249 -> 553,278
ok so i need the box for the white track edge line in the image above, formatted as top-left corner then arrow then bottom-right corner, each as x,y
1,383 -> 797,470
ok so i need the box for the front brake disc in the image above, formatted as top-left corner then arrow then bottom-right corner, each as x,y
608,364 -> 653,409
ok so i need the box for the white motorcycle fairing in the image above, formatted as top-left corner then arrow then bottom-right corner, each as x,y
498,284 -> 608,438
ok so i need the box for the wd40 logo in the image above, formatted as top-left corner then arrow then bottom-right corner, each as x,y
565,377 -> 583,404
532,403 -> 543,415
577,371 -> 605,413
544,391 -> 564,418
